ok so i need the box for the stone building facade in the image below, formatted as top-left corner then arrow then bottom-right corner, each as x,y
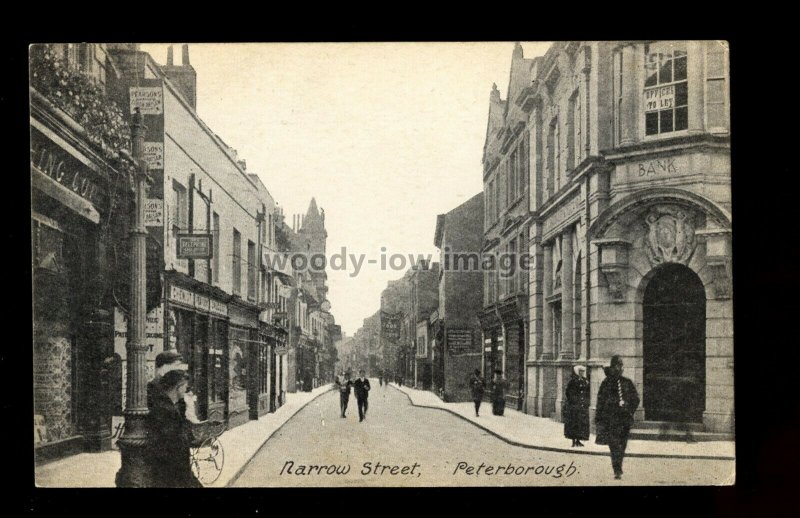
479,43 -> 536,411
517,41 -> 732,435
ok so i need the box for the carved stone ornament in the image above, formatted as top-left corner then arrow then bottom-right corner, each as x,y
644,207 -> 696,266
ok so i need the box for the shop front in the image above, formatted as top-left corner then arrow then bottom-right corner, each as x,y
32,97 -> 132,462
227,298 -> 260,428
254,320 -> 288,416
478,308 -> 502,389
164,272 -> 229,424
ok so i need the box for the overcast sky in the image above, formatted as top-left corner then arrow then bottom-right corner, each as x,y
140,42 -> 552,336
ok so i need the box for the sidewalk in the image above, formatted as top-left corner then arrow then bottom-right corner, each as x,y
35,384 -> 335,488
392,384 -> 734,460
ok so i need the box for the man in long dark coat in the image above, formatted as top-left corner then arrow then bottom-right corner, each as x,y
564,365 -> 590,447
469,369 -> 486,417
352,370 -> 371,422
595,355 -> 640,480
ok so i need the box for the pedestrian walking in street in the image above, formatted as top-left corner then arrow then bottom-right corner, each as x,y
145,369 -> 203,488
595,355 -> 640,480
147,350 -> 188,413
469,369 -> 486,417
489,370 -> 509,416
353,370 -> 371,422
564,365 -> 590,447
378,372 -> 384,387
335,371 -> 352,418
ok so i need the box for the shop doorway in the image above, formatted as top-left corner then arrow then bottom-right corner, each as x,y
643,263 -> 706,422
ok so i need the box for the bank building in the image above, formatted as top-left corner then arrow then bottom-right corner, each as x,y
487,41 -> 732,437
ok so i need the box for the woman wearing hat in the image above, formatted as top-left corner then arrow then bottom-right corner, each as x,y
564,365 -> 590,447
145,369 -> 203,488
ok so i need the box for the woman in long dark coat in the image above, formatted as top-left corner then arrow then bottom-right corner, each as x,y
145,369 -> 203,488
564,365 -> 590,447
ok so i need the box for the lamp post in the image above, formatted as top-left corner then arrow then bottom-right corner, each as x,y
115,107 -> 150,487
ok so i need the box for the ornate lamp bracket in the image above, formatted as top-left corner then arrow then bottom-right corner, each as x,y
594,238 -> 632,303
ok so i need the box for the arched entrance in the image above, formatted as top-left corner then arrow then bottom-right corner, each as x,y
642,263 -> 706,422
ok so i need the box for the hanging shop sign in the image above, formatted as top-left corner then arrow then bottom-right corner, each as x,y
380,311 -> 401,342
129,86 -> 163,115
144,199 -> 163,226
176,234 -> 213,259
143,142 -> 164,170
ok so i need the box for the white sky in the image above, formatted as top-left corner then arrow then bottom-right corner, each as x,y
140,42 -> 552,336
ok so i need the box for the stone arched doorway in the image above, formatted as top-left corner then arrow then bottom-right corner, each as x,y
642,263 -> 706,423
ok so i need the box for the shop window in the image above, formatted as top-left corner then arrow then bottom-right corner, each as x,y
644,41 -> 688,136
232,228 -> 241,295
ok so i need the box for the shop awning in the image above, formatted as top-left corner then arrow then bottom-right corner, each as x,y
32,167 -> 100,224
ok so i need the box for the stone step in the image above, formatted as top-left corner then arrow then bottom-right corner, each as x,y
634,420 -> 705,432
628,428 -> 732,442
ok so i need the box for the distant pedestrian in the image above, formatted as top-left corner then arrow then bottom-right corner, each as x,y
564,365 -> 590,447
353,370 -> 371,422
378,372 -> 384,387
469,369 -> 485,417
489,370 -> 509,416
335,371 -> 352,418
145,369 -> 202,488
595,355 -> 640,480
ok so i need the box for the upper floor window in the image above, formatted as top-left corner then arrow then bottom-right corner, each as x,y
212,212 -> 220,283
519,135 -> 529,197
507,150 -> 519,205
232,228 -> 241,295
614,50 -> 623,145
567,91 -> 581,172
644,42 -> 688,136
705,41 -> 728,132
172,180 -> 188,232
247,240 -> 256,302
546,118 -> 559,197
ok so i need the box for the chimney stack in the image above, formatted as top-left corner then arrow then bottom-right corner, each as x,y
161,43 -> 197,110
237,159 -> 247,171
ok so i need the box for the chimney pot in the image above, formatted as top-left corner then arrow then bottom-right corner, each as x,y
166,45 -> 174,66
182,44 -> 190,65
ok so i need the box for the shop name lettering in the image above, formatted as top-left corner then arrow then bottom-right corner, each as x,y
638,159 -> 678,177
280,461 -> 422,477
115,331 -> 164,339
31,145 -> 99,203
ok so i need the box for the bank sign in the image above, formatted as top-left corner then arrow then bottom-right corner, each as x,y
176,234 -> 212,259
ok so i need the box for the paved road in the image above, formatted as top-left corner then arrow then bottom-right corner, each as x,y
233,382 -> 734,487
